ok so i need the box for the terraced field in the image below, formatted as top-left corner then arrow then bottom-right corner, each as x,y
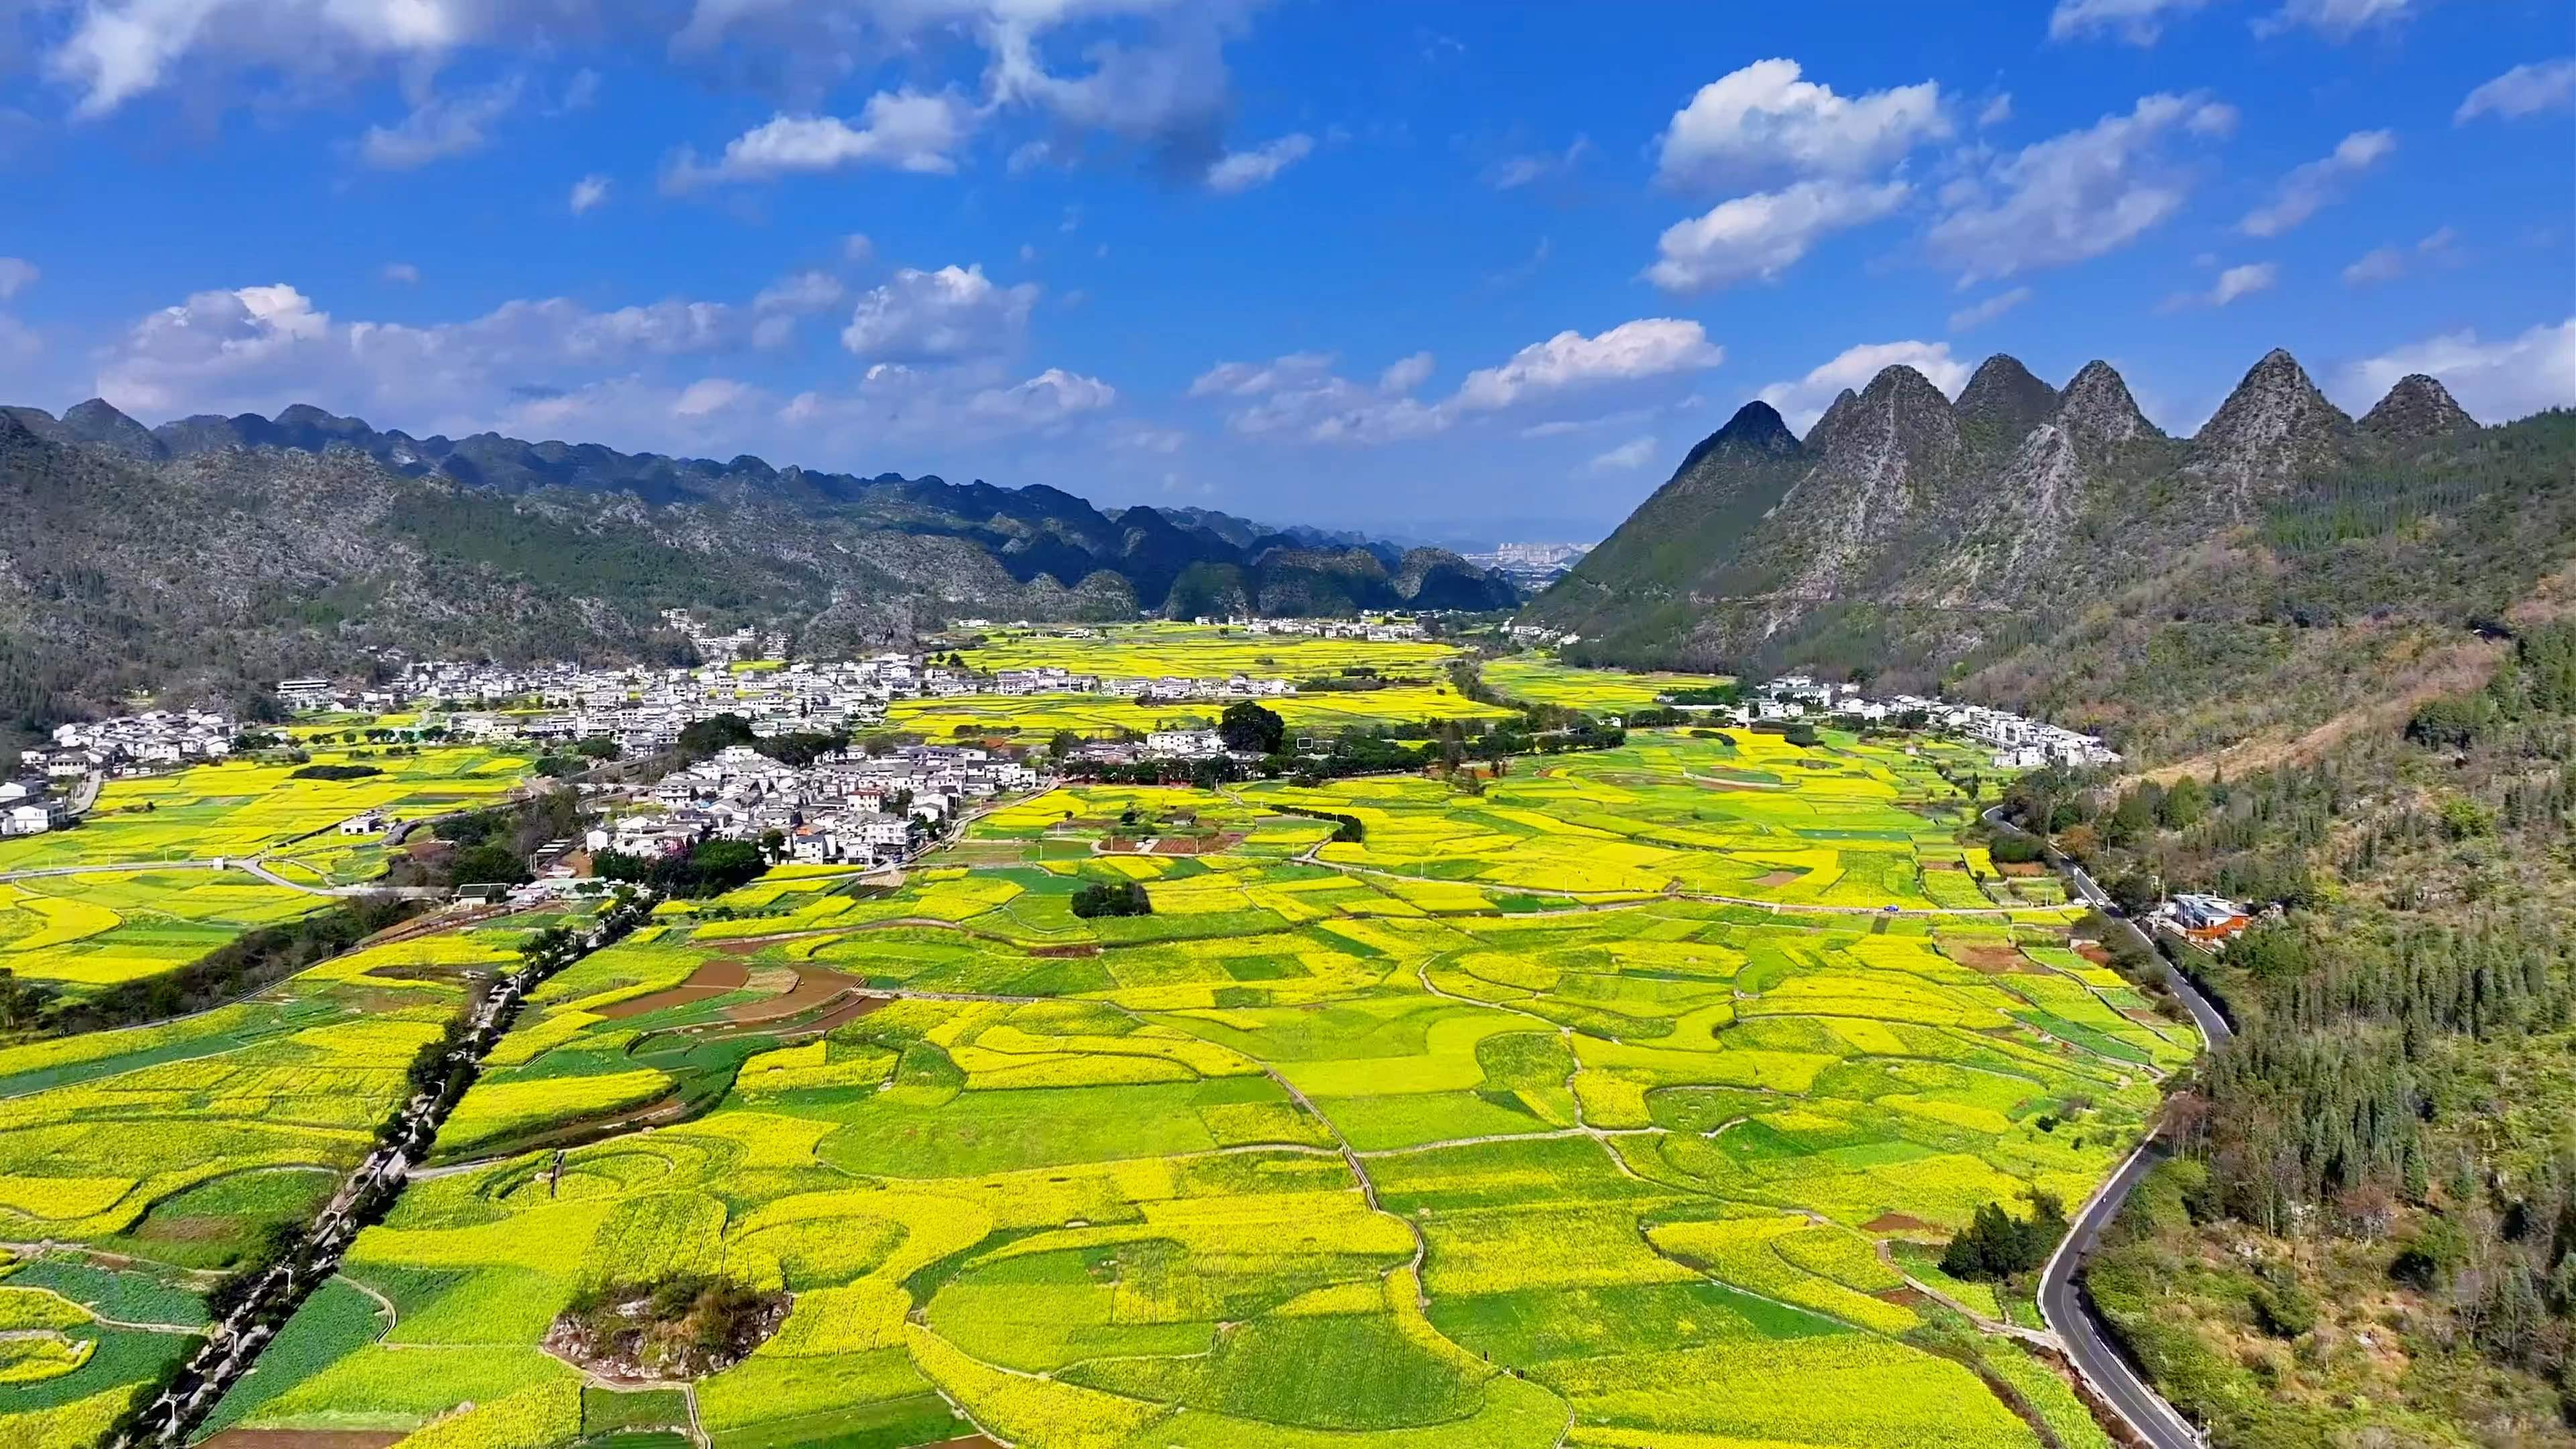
201,729 -> 2190,1449
890,684 -> 1517,745
955,621 -> 1465,680
0,871 -> 329,992
1481,656 -> 1732,712
0,910 -> 581,1446
0,746 -> 535,874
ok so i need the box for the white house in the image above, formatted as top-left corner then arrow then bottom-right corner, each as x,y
1144,729 -> 1225,759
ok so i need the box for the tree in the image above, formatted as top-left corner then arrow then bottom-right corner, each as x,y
2157,773 -> 2208,829
1219,700 -> 1286,755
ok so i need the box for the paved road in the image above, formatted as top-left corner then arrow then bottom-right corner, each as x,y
1985,803 -> 2229,1449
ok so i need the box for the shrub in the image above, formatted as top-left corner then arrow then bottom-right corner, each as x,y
289,763 -> 382,781
1069,880 -> 1151,918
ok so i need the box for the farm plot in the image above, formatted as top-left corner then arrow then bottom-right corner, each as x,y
0,869 -> 331,991
215,724 -> 2186,1449
955,621 -> 1465,680
889,684 -> 1515,745
0,910 -> 568,1444
1481,655 -> 1731,712
0,745 -> 534,873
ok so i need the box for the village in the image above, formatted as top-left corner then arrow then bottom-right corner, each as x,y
6,615 -> 2115,867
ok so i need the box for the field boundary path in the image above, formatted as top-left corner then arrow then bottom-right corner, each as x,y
1986,805 -> 2226,1449
111,892 -> 660,1448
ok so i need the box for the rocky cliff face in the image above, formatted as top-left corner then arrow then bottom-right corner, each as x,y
2360,373 -> 2477,441
1525,345 -> 2531,681
2186,350 -> 2355,515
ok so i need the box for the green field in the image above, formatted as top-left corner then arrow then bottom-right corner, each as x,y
1481,655 -> 1732,712
0,912 -> 577,1446
955,621 -> 1466,680
889,684 -> 1517,744
0,745 -> 535,873
200,727 -> 2190,1449
0,869 -> 329,991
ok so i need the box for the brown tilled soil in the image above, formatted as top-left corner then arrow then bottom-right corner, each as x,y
1945,944 -> 2039,975
1030,943 -> 1102,958
1872,1286 -> 1933,1307
1923,859 -> 1964,871
199,1434 -> 405,1449
1998,862 -> 2047,877
198,1423 -> 407,1433
797,994 -> 893,1033
1752,871 -> 1801,887
1864,1212 -> 1935,1233
2074,943 -> 2115,966
594,957 -> 752,1020
1152,832 -> 1244,855
725,965 -> 868,1024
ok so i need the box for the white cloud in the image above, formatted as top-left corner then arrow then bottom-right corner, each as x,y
2258,0 -> 2415,39
1454,319 -> 1723,413
2342,246 -> 2405,286
1756,340 -> 1969,432
843,233 -> 875,264
1646,178 -> 1910,293
42,0 -> 555,117
381,262 -> 421,284
1378,351 -> 1435,395
667,90 -> 977,188
358,75 -> 523,169
2048,0 -> 2210,44
672,377 -> 753,418
0,258 -> 36,301
1585,435 -> 1659,473
2340,229 -> 2448,287
839,264 -> 1037,362
2165,261 -> 2277,309
1948,286 -> 2033,333
2335,318 -> 2576,423
569,173 -> 612,215
1978,94 -> 2012,127
1203,132 -> 1313,194
83,271 -> 1116,459
2456,59 -> 2576,123
1192,319 -> 1720,446
1655,58 -> 1948,191
2238,129 -> 2394,237
1926,92 -> 2237,282
1484,136 -> 1588,190
753,271 -> 847,313
91,281 -> 755,421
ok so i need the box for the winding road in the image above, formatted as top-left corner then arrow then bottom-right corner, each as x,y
1986,804 -> 2227,1449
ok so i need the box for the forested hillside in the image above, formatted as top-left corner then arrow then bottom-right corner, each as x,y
1993,625 -> 2576,1446
0,400 -> 1515,743
1532,351 -> 2576,771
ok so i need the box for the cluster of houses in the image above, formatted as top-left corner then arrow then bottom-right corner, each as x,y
1727,677 -> 2121,769
2154,892 -> 2255,945
7,712 -> 241,833
592,742 -> 1040,869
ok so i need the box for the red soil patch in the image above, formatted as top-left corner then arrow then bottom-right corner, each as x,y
1152,832 -> 1244,855
1923,859 -> 1964,871
1947,944 -> 2040,975
594,957 -> 752,1020
1864,1212 -> 1935,1234
201,1423 -> 404,1433
1752,871 -> 1801,888
1029,943 -> 1102,958
798,994 -> 893,1034
725,965 -> 868,1025
1873,1286 -> 1933,1308
2075,943 -> 2116,966
1998,862 -> 2047,878
199,1434 -> 405,1449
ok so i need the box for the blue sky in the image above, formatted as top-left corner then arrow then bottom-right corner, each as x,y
0,0 -> 2569,541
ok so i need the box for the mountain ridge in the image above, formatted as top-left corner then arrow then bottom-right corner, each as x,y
0,397 -> 1517,738
1527,347 -> 2573,764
